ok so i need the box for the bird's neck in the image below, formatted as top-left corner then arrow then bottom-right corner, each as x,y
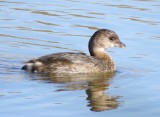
89,47 -> 115,72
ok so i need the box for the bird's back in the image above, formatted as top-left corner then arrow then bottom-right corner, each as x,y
22,52 -> 107,73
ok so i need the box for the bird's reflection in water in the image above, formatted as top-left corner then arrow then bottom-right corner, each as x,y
33,72 -> 121,112
86,75 -> 120,112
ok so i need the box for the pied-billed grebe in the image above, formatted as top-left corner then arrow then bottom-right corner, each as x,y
22,29 -> 125,73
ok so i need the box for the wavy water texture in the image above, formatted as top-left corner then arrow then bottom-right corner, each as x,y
0,0 -> 160,117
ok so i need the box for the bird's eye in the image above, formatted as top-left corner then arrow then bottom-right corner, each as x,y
109,37 -> 115,41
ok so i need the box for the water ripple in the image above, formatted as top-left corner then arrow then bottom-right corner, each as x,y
0,0 -> 160,116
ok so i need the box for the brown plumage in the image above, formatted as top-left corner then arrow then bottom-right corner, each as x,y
22,29 -> 126,73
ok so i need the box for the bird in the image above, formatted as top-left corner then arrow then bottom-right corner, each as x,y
21,29 -> 126,74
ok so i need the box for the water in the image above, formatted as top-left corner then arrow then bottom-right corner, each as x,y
0,0 -> 160,116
